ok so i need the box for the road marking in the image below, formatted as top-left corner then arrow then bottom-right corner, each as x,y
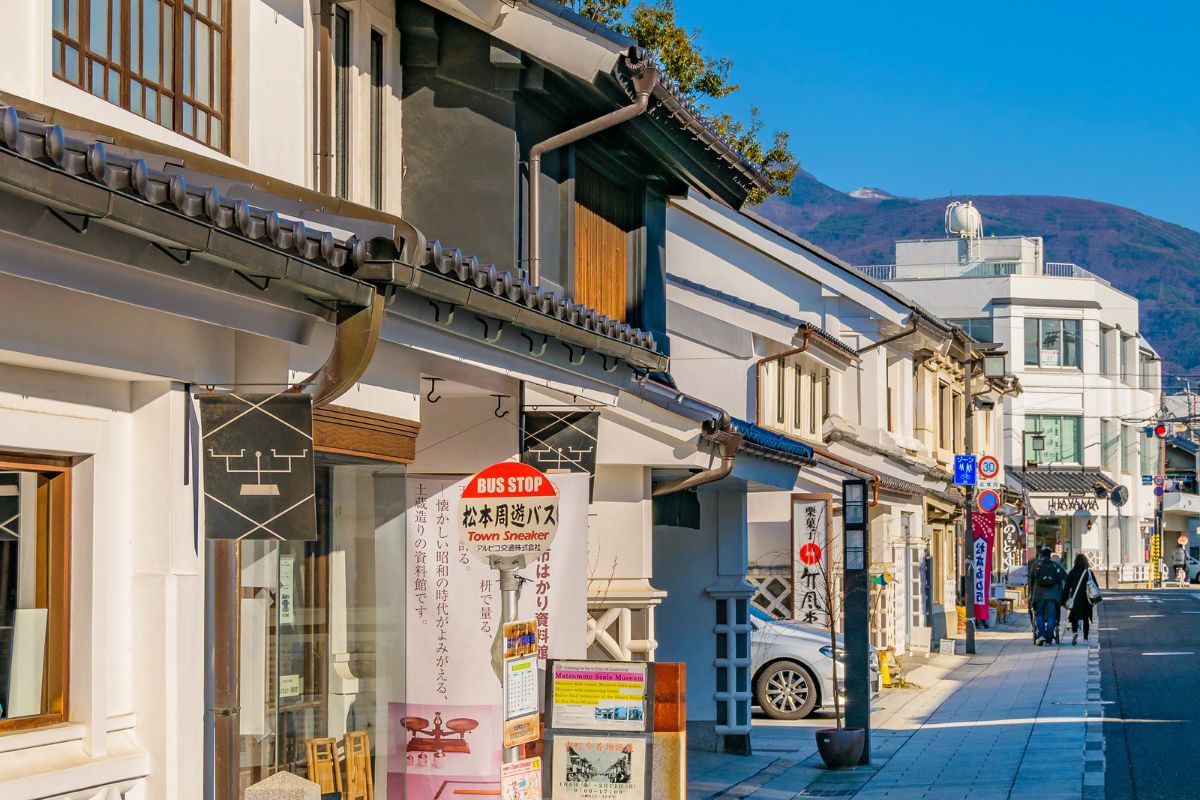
1097,627 -> 1119,631
1142,652 -> 1194,656
1182,611 -> 1200,615
1129,614 -> 1164,618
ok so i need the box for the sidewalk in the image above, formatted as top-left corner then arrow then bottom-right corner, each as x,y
687,620 -> 1103,799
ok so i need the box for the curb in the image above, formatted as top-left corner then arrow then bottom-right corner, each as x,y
1083,636 -> 1105,800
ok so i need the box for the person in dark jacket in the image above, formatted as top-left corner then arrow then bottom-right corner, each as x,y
1065,553 -> 1096,645
1028,547 -> 1068,645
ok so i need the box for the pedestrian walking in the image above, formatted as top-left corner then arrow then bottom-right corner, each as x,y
1172,544 -> 1188,586
1064,553 -> 1098,645
1028,547 -> 1068,645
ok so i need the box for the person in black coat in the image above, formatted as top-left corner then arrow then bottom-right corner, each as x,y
1065,553 -> 1096,645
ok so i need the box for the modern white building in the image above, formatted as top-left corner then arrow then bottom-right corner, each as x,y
858,204 -> 1162,574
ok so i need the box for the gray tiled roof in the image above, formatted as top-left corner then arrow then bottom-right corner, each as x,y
1008,468 -> 1117,495
0,104 -> 660,359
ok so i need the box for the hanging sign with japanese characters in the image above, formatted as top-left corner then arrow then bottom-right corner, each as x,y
393,474 -> 587,800
197,392 -> 316,540
972,512 -> 996,623
459,461 -> 559,568
791,494 -> 833,627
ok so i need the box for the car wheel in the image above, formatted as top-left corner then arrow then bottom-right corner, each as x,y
755,660 -> 819,720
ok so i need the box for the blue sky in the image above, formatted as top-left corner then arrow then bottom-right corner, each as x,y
680,0 -> 1200,231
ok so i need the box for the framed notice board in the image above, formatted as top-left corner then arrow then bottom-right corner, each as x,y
545,659 -> 653,734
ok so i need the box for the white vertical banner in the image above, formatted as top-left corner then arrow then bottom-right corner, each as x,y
392,472 -> 587,800
791,494 -> 833,627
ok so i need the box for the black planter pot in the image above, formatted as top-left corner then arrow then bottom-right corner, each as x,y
815,726 -> 865,769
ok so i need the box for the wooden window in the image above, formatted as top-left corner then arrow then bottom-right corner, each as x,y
573,161 -> 639,323
809,369 -> 820,436
793,363 -> 803,428
0,455 -> 71,734
51,0 -> 231,150
333,5 -> 351,199
775,361 -> 785,425
369,29 -> 384,210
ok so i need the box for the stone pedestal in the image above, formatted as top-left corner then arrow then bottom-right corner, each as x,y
245,771 -> 321,800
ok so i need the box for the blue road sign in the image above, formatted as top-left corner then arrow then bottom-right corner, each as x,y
1142,475 -> 1153,486
954,455 -> 977,486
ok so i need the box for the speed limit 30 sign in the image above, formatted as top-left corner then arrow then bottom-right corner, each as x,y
977,455 -> 1000,481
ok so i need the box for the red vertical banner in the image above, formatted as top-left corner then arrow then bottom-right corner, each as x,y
972,512 -> 997,622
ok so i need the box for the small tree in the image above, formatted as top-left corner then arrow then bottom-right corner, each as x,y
571,0 -> 799,203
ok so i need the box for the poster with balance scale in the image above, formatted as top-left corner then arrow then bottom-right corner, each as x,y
389,472 -> 588,800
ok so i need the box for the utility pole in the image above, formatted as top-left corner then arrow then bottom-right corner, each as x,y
964,357 -> 976,655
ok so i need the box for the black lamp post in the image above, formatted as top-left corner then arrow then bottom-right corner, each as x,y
842,479 -> 870,766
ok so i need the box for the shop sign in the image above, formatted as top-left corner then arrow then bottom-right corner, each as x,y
547,661 -> 650,733
197,392 -> 316,540
394,474 -> 587,800
522,411 -> 599,498
550,734 -> 650,800
1045,496 -> 1100,513
459,461 -> 559,568
972,513 -> 996,623
1000,520 -> 1023,574
502,756 -> 543,800
791,495 -> 832,627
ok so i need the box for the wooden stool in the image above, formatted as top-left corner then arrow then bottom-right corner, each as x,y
306,737 -> 342,796
343,731 -> 374,800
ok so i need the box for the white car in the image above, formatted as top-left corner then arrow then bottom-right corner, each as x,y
749,605 -> 881,720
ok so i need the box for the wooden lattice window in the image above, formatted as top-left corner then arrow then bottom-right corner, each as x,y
51,0 -> 231,151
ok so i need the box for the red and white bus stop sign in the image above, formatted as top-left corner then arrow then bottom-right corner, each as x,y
458,461 -> 559,569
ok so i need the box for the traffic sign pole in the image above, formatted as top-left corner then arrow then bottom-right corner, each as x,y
964,362 -> 976,656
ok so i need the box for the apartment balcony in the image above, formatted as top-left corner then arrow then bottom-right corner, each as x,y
855,260 -> 1111,287
1163,489 -> 1200,515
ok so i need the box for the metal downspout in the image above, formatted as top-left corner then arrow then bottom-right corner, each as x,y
754,328 -> 813,427
652,429 -> 743,497
527,49 -> 658,285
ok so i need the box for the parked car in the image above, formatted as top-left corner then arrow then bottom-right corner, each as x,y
749,605 -> 881,720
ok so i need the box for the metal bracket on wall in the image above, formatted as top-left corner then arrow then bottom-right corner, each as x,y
492,394 -> 510,418
428,298 -> 456,327
152,241 -> 194,265
46,207 -> 92,234
521,331 -> 549,357
562,342 -> 586,366
234,271 -> 272,292
306,296 -> 339,315
425,377 -> 443,404
477,314 -> 504,344
600,354 -> 619,373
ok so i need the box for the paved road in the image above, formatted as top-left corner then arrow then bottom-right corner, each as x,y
1100,588 -> 1200,800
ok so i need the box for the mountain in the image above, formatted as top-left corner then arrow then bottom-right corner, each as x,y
757,170 -> 1200,377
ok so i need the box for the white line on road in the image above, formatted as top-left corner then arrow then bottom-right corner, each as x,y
1129,614 -> 1165,618
1182,611 -> 1200,615
1141,652 -> 1194,656
1097,627 -> 1119,631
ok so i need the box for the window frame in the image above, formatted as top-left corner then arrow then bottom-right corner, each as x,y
0,453 -> 72,735
50,0 -> 232,152
1024,318 -> 1082,369
1025,414 -> 1084,466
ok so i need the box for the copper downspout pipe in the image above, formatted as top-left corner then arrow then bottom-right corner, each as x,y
527,51 -> 658,285
652,430 -> 743,497
755,329 -> 882,507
